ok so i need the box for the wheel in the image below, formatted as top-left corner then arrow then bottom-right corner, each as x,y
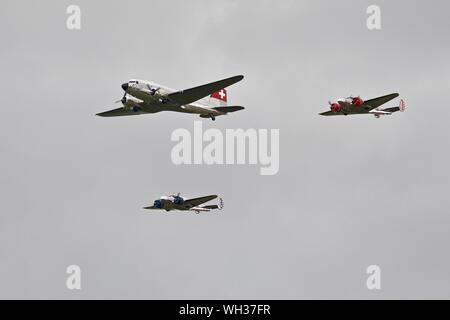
211,116 -> 216,121
133,107 -> 139,112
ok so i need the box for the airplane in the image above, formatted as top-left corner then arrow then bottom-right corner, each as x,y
144,193 -> 224,214
97,75 -> 245,121
319,93 -> 406,118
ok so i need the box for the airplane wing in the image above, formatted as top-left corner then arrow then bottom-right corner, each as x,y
319,110 -> 341,116
184,195 -> 217,208
168,75 -> 244,105
364,93 -> 399,110
143,206 -> 159,210
96,107 -> 146,117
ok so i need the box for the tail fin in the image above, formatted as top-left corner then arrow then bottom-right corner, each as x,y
399,99 -> 406,112
381,99 -> 406,113
208,88 -> 228,107
202,198 -> 224,211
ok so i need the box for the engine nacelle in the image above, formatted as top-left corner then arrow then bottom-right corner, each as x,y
153,199 -> 163,209
173,195 -> 185,205
330,102 -> 341,113
122,96 -> 142,110
148,86 -> 160,97
352,96 -> 364,106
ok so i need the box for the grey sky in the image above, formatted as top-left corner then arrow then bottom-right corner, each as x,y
1,0 -> 450,299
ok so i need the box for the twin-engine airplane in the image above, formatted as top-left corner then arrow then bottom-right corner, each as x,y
320,93 -> 406,118
97,75 -> 244,121
144,194 -> 223,214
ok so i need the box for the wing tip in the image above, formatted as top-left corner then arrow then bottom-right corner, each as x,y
96,111 -> 112,117
229,75 -> 244,82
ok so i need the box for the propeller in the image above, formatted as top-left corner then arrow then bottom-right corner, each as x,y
146,84 -> 160,96
172,193 -> 184,205
114,92 -> 127,105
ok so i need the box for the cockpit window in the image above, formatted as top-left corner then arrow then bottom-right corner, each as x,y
130,80 -> 139,84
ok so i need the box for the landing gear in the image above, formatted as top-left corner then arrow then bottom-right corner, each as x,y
132,107 -> 140,112
211,116 -> 216,121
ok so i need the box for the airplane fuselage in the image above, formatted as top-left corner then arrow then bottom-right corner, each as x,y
321,93 -> 402,117
126,80 -> 224,116
97,75 -> 244,119
335,100 -> 372,115
156,196 -> 191,211
145,194 -> 222,213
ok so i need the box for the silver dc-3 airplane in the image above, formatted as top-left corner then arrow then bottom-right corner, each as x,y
320,93 -> 406,118
144,193 -> 224,214
97,75 -> 244,121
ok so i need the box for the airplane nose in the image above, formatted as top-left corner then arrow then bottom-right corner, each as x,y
121,83 -> 129,91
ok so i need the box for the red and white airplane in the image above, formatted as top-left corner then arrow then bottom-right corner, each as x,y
320,93 -> 406,118
97,75 -> 244,121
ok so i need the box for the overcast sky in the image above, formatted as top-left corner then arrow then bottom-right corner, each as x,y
1,0 -> 450,299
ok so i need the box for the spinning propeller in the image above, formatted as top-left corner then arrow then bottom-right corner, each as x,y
114,92 -> 127,105
146,84 -> 160,96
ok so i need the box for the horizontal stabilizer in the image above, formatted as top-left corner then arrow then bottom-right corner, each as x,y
212,106 -> 245,113
381,99 -> 406,113
202,205 -> 219,210
382,107 -> 400,113
203,198 -> 223,210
